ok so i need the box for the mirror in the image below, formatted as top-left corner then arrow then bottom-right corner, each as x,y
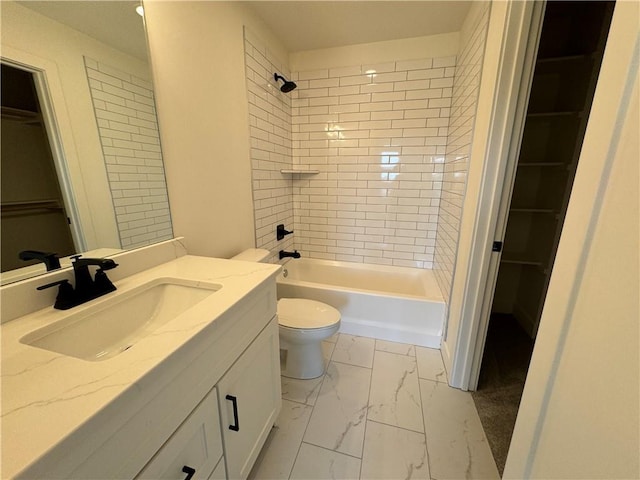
0,0 -> 173,285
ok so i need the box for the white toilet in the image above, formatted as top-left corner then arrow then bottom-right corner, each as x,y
231,248 -> 341,379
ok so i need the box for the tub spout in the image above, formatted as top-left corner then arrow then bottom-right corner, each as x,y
279,250 -> 301,260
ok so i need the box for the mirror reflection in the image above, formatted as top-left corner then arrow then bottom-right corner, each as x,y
0,0 -> 173,285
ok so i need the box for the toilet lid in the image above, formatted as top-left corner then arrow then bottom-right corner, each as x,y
277,298 -> 341,329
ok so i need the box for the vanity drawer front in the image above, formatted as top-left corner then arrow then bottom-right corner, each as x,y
136,388 -> 223,480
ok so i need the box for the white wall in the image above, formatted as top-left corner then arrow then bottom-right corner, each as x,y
0,1 -> 145,250
504,2 -> 640,476
290,33 -> 459,72
143,1 -> 288,258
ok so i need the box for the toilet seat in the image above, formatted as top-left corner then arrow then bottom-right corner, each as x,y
277,298 -> 340,329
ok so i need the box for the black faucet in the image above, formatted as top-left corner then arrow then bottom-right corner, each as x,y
19,250 -> 61,271
37,255 -> 119,310
279,250 -> 301,260
276,224 -> 294,241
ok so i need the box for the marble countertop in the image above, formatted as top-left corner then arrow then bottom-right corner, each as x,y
0,255 -> 280,479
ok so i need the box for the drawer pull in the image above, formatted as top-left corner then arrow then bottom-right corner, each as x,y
182,465 -> 196,480
226,394 -> 240,431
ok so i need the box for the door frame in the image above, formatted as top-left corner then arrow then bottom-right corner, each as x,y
2,56 -> 86,252
467,1 -> 547,390
444,0 -> 545,390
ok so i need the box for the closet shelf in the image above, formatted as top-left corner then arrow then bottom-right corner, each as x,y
280,169 -> 320,175
526,111 -> 583,118
517,162 -> 566,168
1,199 -> 64,215
536,53 -> 593,65
509,207 -> 557,214
1,106 -> 41,124
500,255 -> 544,268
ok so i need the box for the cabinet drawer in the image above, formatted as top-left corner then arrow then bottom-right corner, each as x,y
137,388 -> 223,480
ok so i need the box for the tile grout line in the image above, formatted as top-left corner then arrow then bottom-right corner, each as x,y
286,337 -> 337,480
415,373 -> 433,480
301,440 -> 365,461
358,345 -> 376,479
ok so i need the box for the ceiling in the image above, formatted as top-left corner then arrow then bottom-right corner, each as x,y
245,1 -> 473,52
17,1 -> 472,59
17,1 -> 148,60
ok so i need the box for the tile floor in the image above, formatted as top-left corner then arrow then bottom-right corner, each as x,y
249,333 -> 500,480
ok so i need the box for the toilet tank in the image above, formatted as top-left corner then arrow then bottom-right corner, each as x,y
230,248 -> 270,263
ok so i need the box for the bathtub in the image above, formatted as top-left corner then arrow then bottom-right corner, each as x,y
276,258 -> 445,348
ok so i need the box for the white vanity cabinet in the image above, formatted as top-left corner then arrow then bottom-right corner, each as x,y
217,317 -> 281,480
11,266 -> 281,480
136,388 -> 223,480
138,317 -> 280,480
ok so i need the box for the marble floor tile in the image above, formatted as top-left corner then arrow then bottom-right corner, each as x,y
281,376 -> 324,406
420,379 -> 499,480
368,351 -> 424,433
322,339 -> 337,363
416,346 -> 448,383
289,443 -> 361,480
361,421 -> 430,480
303,361 -> 372,458
248,399 -> 312,479
375,339 -> 416,356
332,334 -> 375,368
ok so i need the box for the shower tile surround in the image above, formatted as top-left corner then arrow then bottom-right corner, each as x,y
246,12 -> 488,293
434,3 -> 491,303
245,29 -> 462,268
289,59 -> 456,268
244,30 -> 295,264
84,57 -> 173,249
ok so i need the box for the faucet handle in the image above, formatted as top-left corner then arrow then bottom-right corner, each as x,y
37,279 -> 70,291
37,279 -> 75,310
277,224 -> 294,241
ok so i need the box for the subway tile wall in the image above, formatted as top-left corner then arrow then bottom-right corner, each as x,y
84,57 -> 173,249
290,58 -> 456,268
434,3 -> 490,303
244,29 -> 295,263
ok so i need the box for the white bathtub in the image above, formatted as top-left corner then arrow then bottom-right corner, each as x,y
276,258 -> 445,348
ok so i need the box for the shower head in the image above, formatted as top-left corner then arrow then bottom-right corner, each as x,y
274,73 -> 297,93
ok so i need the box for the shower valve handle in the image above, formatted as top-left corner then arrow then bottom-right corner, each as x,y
276,224 -> 293,241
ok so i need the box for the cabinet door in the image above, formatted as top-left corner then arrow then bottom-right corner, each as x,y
137,388 -> 223,480
208,458 -> 226,480
217,317 -> 281,480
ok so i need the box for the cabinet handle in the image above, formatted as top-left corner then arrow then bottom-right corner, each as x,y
182,465 -> 196,480
225,394 -> 240,431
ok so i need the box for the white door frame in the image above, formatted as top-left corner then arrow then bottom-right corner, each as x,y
467,1 -> 547,390
1,57 -> 87,252
445,0 -> 545,390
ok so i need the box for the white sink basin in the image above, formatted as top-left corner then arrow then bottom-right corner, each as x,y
20,277 -> 221,361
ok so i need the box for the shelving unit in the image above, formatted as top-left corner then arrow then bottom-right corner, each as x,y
491,1 -> 614,338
